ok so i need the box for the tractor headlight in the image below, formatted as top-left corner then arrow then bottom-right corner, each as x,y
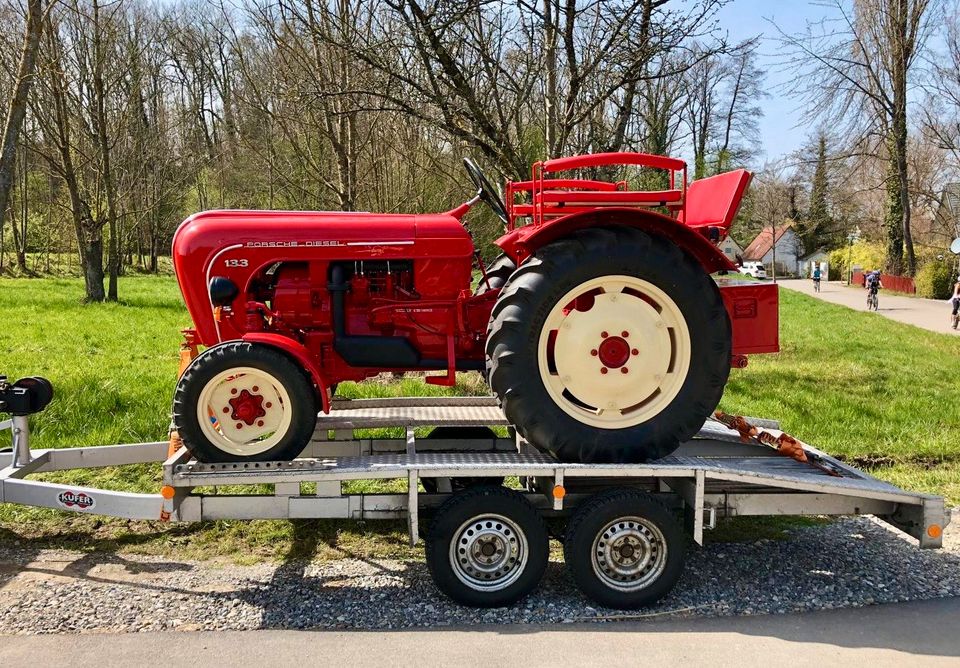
208,276 -> 239,307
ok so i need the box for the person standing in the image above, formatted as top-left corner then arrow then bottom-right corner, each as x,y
865,270 -> 882,310
951,275 -> 960,329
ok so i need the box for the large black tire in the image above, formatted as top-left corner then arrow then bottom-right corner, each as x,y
563,489 -> 685,609
425,485 -> 549,607
486,226 -> 730,463
173,341 -> 318,463
474,254 -> 517,295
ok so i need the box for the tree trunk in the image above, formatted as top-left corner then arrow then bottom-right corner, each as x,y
82,235 -> 106,302
889,0 -> 916,275
895,121 -> 914,275
9,207 -> 25,270
543,0 -> 558,157
90,0 -> 120,300
884,140 -> 904,276
0,0 -> 43,248
45,14 -> 104,301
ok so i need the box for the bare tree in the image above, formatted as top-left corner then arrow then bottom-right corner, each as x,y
715,38 -> 764,172
779,0 -> 937,275
332,0 -> 725,178
31,0 -> 132,300
0,0 -> 44,272
681,38 -> 764,179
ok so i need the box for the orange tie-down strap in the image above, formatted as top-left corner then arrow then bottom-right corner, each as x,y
713,411 -> 841,477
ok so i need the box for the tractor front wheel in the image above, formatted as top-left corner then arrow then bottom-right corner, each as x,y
486,227 -> 730,463
172,342 -> 318,462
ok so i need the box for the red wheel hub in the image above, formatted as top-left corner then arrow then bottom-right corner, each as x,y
597,336 -> 630,368
229,389 -> 267,426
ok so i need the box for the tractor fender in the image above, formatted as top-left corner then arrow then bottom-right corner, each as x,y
498,207 -> 735,274
241,333 -> 331,413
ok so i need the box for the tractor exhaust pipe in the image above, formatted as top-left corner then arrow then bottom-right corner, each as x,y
329,264 -> 422,368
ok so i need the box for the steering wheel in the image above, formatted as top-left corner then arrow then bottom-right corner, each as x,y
463,157 -> 509,224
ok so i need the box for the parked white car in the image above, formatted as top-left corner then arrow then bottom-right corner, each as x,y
739,262 -> 767,279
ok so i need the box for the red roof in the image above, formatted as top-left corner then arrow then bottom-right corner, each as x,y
742,223 -> 793,261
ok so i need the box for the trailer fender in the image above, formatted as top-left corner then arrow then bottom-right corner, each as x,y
240,333 -> 331,413
497,208 -> 735,274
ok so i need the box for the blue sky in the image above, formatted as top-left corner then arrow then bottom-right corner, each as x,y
714,0 -> 826,162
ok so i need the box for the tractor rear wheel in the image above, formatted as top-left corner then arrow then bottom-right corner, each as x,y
173,342 -> 318,462
486,227 -> 730,463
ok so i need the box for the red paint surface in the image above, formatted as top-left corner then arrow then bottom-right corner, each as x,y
172,152 -> 775,410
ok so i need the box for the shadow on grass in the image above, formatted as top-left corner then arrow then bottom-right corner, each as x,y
0,517 -> 415,563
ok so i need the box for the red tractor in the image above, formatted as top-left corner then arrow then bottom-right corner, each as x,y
171,152 -> 778,464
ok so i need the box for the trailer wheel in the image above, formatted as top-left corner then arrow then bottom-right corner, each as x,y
486,226 -> 730,463
563,489 -> 685,609
474,254 -> 516,295
173,342 -> 317,462
426,485 -> 548,607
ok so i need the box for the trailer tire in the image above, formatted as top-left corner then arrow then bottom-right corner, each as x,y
173,342 -> 317,462
426,485 -> 548,607
563,489 -> 684,609
486,226 -> 730,463
474,254 -> 517,295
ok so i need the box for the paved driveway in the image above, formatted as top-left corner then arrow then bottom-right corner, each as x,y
779,279 -> 959,336
1,598 -> 959,667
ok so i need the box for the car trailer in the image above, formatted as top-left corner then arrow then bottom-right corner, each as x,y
0,390 -> 950,609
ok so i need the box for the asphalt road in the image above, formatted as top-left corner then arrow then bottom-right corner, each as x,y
779,278 -> 959,336
2,597 -> 959,667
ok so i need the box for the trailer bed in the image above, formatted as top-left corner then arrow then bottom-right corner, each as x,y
0,396 -> 947,550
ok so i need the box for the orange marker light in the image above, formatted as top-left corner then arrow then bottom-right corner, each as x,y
552,485 -> 566,500
161,485 -> 176,500
927,524 -> 942,539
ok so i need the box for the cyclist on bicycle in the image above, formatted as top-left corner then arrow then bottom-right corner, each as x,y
812,266 -> 822,292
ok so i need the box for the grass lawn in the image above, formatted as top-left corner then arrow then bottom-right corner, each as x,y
0,275 -> 958,561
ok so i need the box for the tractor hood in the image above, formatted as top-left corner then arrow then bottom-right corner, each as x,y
172,209 -> 473,344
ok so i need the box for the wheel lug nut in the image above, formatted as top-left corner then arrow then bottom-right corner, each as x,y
222,407 -> 229,414
631,348 -> 639,356
601,331 -> 608,338
235,423 -> 243,429
265,402 -> 272,408
257,420 -> 264,427
600,368 -> 608,374
621,331 -> 629,337
230,388 -> 238,395
590,349 -> 598,356
621,367 -> 629,374
252,386 -> 259,392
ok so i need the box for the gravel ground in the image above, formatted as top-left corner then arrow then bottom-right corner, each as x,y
1,515 -> 958,635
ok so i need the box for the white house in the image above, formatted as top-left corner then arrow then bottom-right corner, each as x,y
742,223 -> 801,276
799,249 -> 830,278
719,235 -> 744,263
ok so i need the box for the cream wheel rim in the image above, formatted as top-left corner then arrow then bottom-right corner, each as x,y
536,275 -> 691,429
196,366 -> 293,456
